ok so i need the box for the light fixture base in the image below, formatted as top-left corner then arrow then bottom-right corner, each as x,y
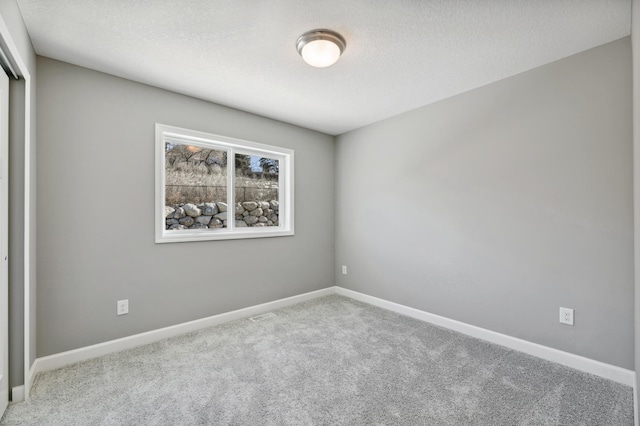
296,29 -> 346,67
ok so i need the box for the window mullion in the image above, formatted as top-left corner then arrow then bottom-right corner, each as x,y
227,147 -> 235,232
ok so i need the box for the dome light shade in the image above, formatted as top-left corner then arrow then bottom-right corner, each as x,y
296,29 -> 346,68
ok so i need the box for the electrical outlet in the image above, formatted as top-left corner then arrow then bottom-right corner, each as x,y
117,299 -> 129,316
342,265 -> 347,275
559,307 -> 574,325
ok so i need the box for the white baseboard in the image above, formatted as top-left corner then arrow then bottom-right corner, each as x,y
30,287 -> 334,385
335,287 -> 635,387
10,385 -> 24,403
26,285 -> 635,398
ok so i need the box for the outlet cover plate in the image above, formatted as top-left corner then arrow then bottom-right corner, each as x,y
559,307 -> 574,325
117,299 -> 129,316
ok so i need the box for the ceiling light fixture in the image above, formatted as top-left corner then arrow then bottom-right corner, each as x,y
296,29 -> 346,68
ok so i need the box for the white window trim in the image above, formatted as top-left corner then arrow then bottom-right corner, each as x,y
155,123 -> 294,243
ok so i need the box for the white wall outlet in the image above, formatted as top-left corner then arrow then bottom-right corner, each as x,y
341,265 -> 347,275
117,299 -> 129,316
559,307 -> 574,325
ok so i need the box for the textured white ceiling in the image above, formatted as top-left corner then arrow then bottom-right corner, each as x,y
16,0 -> 631,135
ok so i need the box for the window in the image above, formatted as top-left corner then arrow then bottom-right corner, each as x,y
156,124 -> 294,243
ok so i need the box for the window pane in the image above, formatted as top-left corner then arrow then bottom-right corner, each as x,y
234,154 -> 280,227
164,142 -> 228,230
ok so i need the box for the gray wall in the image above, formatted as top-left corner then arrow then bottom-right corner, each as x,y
36,57 -> 334,357
335,38 -> 634,369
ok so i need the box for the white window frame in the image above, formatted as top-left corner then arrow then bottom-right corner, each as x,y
155,124 -> 294,243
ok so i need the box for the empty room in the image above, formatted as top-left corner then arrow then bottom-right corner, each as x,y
0,0 -> 637,424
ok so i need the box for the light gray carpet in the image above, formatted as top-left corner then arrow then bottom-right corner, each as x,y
0,295 -> 634,425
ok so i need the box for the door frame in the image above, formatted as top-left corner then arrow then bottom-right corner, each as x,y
0,64 -> 8,415
0,15 -> 33,399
